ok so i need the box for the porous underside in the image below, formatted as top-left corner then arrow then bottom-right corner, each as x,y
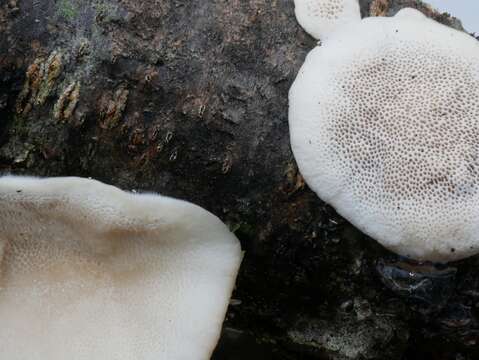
294,0 -> 361,40
0,176 -> 242,360
289,9 -> 479,262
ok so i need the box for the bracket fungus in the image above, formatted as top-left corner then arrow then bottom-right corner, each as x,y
290,0 -> 479,262
0,176 -> 242,359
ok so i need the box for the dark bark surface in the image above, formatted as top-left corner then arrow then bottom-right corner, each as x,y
1,0 -> 478,358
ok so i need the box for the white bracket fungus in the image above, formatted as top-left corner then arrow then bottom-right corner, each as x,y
294,0 -> 361,40
289,1 -> 479,262
0,176 -> 242,359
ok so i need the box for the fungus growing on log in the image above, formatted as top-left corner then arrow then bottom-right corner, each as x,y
290,0 -> 479,262
294,0 -> 360,40
0,176 -> 242,359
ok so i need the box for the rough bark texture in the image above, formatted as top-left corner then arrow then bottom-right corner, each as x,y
1,0 -> 478,359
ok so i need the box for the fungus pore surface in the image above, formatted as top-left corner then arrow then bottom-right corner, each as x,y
289,7 -> 479,262
294,0 -> 361,40
0,176 -> 242,360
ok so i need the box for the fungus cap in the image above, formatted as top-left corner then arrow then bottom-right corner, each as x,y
289,8 -> 479,262
0,176 -> 242,359
294,0 -> 361,40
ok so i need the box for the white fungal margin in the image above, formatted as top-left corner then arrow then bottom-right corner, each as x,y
0,175 -> 242,360
289,8 -> 479,262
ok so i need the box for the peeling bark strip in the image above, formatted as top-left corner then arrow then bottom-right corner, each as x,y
1,0 -> 478,359
370,0 -> 390,16
35,51 -> 62,106
15,59 -> 44,115
98,85 -> 129,129
15,51 -> 63,115
54,80 -> 80,121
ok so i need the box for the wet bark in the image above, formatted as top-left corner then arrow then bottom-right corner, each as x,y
1,0 -> 478,359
